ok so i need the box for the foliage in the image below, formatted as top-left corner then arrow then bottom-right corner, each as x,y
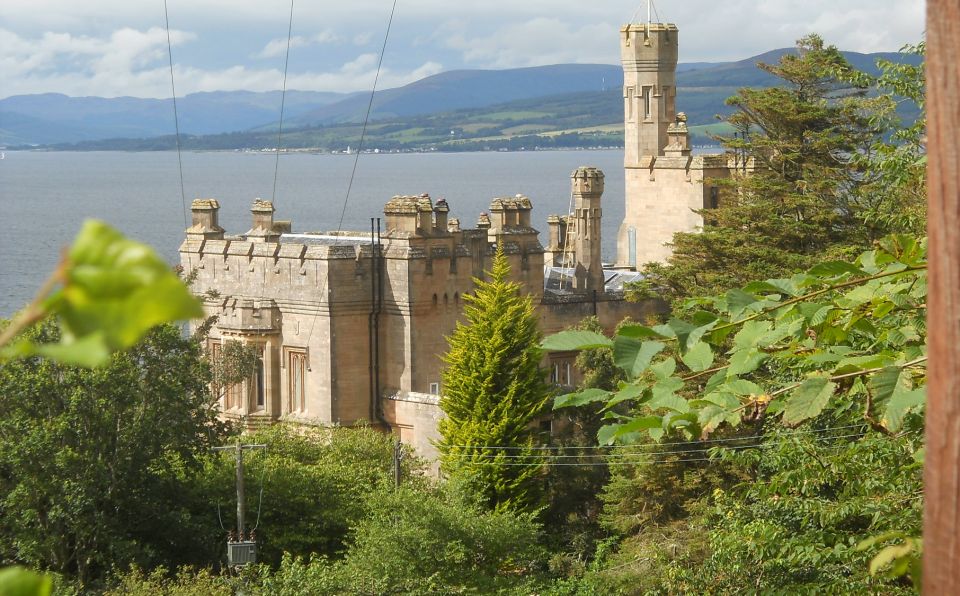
633,36 -> 920,303
0,321 -> 222,586
567,427 -> 921,595
857,43 -> 927,235
101,566 -> 234,596
258,486 -> 548,595
0,568 -> 51,596
0,220 -> 202,367
437,246 -> 553,512
199,424 -> 424,565
550,236 -> 926,444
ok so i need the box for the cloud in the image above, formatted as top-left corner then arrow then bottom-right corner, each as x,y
441,17 -> 617,68
0,27 -> 442,97
1,1 -> 925,98
255,29 -> 340,59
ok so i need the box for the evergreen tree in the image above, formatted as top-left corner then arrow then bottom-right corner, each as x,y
635,35 -> 899,303
436,247 -> 551,512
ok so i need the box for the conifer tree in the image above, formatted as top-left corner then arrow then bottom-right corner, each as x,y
436,246 -> 551,512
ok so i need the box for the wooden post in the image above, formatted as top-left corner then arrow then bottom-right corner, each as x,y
924,1 -> 960,592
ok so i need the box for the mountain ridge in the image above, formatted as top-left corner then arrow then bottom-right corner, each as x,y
2,48 -> 921,148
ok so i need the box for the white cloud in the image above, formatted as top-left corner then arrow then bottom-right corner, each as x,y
255,29 -> 340,59
0,1 -> 926,97
0,27 -> 442,97
442,18 -> 618,68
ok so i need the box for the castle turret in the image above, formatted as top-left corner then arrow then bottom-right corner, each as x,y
187,198 -> 225,240
571,167 -> 605,292
621,21 -> 678,163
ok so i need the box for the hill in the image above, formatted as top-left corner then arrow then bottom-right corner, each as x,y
8,47 -> 921,150
0,90 -> 349,145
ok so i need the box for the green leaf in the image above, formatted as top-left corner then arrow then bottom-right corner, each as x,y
648,377 -> 689,413
724,379 -> 763,396
0,567 -> 53,596
667,319 -> 698,350
727,349 -> 767,376
883,388 -> 925,432
597,417 -> 662,444
553,388 -> 610,409
21,220 -> 204,367
782,377 -> 837,426
726,288 -> 759,318
732,320 -> 771,350
871,366 -> 923,432
541,330 -> 612,352
807,261 -> 866,277
649,358 -> 676,380
616,325 -> 668,340
613,338 -> 665,378
606,384 -> 646,407
681,341 -> 714,372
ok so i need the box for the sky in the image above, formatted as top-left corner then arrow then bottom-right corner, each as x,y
0,0 -> 926,99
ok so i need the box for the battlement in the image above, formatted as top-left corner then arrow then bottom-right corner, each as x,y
620,22 -> 679,70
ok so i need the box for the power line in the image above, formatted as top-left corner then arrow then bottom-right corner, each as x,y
302,0 -> 399,352
162,0 -> 188,229
444,431 -> 873,461
270,0 -> 296,206
445,423 -> 877,451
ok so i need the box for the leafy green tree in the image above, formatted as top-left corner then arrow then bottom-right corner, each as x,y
0,321 -> 223,585
258,486 -> 548,595
635,35 -> 906,303
857,43 -> 927,236
436,246 -> 552,512
545,235 -> 927,588
198,424 -> 423,565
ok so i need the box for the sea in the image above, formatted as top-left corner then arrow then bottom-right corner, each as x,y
0,149 -> 636,317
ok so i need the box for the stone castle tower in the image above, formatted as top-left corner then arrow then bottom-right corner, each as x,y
616,20 -> 731,268
571,167 -> 604,292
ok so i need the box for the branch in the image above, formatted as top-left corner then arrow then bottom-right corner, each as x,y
0,256 -> 67,351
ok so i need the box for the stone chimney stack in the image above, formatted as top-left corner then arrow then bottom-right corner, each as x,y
433,198 -> 449,233
515,194 -> 532,227
187,198 -> 225,240
571,166 -> 605,292
384,195 -> 433,236
246,198 -> 280,242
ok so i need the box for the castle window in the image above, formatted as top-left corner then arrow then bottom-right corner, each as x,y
642,86 -> 652,120
709,186 -> 719,209
429,382 -> 440,395
288,349 -> 307,413
454,292 -> 460,305
253,348 -> 265,410
432,294 -> 438,307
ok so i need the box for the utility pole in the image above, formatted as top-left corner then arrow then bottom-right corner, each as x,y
213,439 -> 267,566
924,1 -> 960,592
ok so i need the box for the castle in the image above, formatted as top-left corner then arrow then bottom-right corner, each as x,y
179,19 -> 731,459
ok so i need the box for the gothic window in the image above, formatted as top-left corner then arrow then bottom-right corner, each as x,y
642,86 -> 652,120
288,349 -> 307,413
